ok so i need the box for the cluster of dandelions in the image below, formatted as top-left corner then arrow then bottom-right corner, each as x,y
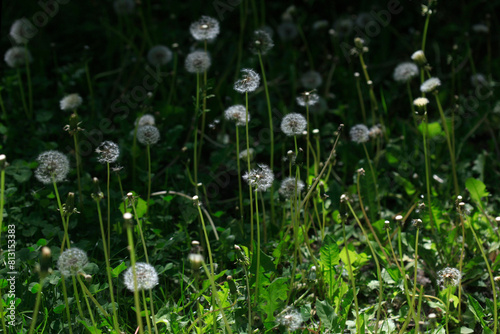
243,164 -> 274,192
349,124 -> 383,144
58,248 -> 88,277
123,262 -> 159,291
34,150 -> 70,184
136,114 -> 160,146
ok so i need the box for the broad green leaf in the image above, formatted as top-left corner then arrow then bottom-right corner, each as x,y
112,262 -> 128,278
418,121 -> 444,138
466,178 -> 489,209
259,277 -> 288,322
320,235 -> 340,295
316,299 -> 337,330
460,327 -> 474,334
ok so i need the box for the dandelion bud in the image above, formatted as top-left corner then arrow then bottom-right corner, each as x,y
249,30 -> 274,55
243,164 -> 274,192
354,37 -> 364,49
281,113 -> 307,136
147,45 -> 172,67
35,151 -> 70,184
279,177 -> 305,199
234,68 -> 260,93
300,71 -> 322,89
123,263 -> 159,291
224,105 -> 249,126
494,276 -> 500,283
192,240 -> 200,246
58,248 -> 88,277
393,62 -> 419,83
458,202 -> 465,206
39,246 -> 52,277
428,313 -> 436,320
4,46 -> 32,68
312,129 -> 319,134
64,192 -> 75,216
357,168 -> 365,175
495,217 -> 500,222
349,124 -> 370,144
96,141 -> 120,164
340,194 -> 348,202
189,16 -> 220,41
68,113 -> 80,133
185,50 -> 211,74
137,125 -> 160,145
188,253 -> 204,270
0,154 -> 8,170
395,215 -> 403,221
60,93 -> 83,111
384,220 -> 390,230
411,50 -> 427,66
123,212 -> 133,228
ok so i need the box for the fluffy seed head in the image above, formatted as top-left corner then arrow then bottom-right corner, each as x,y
137,125 -> 160,145
420,77 -> 441,93
234,68 -> 260,93
4,46 -> 32,68
249,30 -> 274,55
470,73 -> 489,88
60,93 -> 83,111
188,253 -> 204,269
333,17 -> 354,37
279,177 -> 305,199
58,248 -> 88,276
277,21 -> 298,41
113,0 -> 135,15
296,92 -> 319,107
123,262 -> 159,291
393,62 -> 419,83
243,164 -> 274,192
277,308 -> 303,332
96,141 -> 120,164
190,16 -> 220,41
224,105 -> 249,126
185,50 -> 211,74
350,124 -> 370,144
413,97 -> 429,108
10,19 -> 37,44
136,114 -> 155,127
147,45 -> 172,66
437,267 -> 461,288
472,23 -> 489,33
300,71 -> 323,89
281,113 -> 307,136
35,150 -> 70,184
239,148 -> 255,161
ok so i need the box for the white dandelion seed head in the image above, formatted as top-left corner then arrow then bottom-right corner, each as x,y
413,97 -> 429,108
296,92 -> 319,107
437,267 -> 461,288
224,105 -> 249,126
420,77 -> 441,93
313,20 -> 329,30
35,150 -> 70,184
393,62 -> 419,83
368,124 -> 383,139
281,113 -> 307,136
472,23 -> 489,33
123,262 -> 159,291
113,0 -> 135,15
96,141 -> 120,164
333,17 -> 354,37
470,73 -> 489,88
136,114 -> 155,127
58,248 -> 88,277
137,125 -> 160,145
10,19 -> 37,44
185,50 -> 211,74
277,308 -> 303,332
239,148 -> 255,161
4,46 -> 32,68
234,68 -> 260,93
188,253 -> 204,269
243,164 -> 274,192
60,93 -> 83,111
411,50 -> 427,65
300,71 -> 323,90
349,124 -> 370,144
279,177 -> 305,199
277,21 -> 298,41
249,30 -> 274,55
190,16 -> 220,41
147,45 -> 172,67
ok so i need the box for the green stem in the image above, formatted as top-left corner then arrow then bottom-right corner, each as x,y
245,91 -> 254,250
362,143 -> 381,211
71,276 -> 84,318
107,163 -> 112,258
73,131 -> 83,206
146,144 -> 152,214
52,179 -> 70,250
60,277 -> 73,334
28,280 -> 43,334
141,289 -> 152,334
25,45 -> 33,118
126,219 -> 144,334
236,126 -> 245,231
254,190 -> 261,306
16,68 -> 29,119
196,201 -> 214,275
77,275 -> 97,329
194,73 -> 200,195
342,215 -> 361,333
148,289 -> 159,334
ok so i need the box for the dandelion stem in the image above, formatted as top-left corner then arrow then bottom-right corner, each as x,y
141,289 -> 152,334
362,142 -> 381,212
146,144 -> 152,214
77,275 -> 97,329
24,45 -> 33,118
194,73 -> 200,195
235,126 -> 245,232
16,68 -> 29,119
107,162 -> 112,258
125,217 -> 144,334
73,126 -> 83,206
245,91 -> 254,250
254,190 -> 261,306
